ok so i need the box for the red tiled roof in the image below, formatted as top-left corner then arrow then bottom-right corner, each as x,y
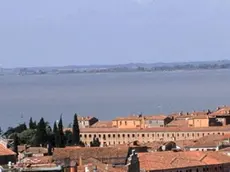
91,121 -> 113,128
78,116 -> 96,121
53,146 -> 129,163
18,145 -> 48,154
0,144 -> 16,156
144,115 -> 168,120
21,156 -> 53,165
167,119 -> 189,127
138,151 -> 230,171
187,134 -> 230,148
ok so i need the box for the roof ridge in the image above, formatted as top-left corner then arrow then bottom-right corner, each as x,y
170,157 -> 177,165
199,154 -> 208,163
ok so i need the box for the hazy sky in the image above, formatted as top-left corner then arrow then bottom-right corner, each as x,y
0,0 -> 230,67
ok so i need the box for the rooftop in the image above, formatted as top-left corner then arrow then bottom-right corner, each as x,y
53,146 -> 129,164
138,151 -> 230,171
0,144 -> 16,156
90,121 -> 113,128
186,134 -> 230,148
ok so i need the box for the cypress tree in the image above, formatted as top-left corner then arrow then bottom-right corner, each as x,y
35,118 -> 47,146
29,117 -> 36,129
53,121 -> 58,147
72,114 -> 80,145
13,134 -> 19,156
58,116 -> 65,148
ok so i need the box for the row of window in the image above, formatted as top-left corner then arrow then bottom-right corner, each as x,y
80,132 -> 225,139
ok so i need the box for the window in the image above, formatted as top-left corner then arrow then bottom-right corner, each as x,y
147,134 -> 149,137
222,133 -> 225,135
127,134 -> 130,138
113,134 -> 115,138
103,134 -> 106,139
118,134 -> 120,138
89,134 -> 92,138
80,134 -> 82,138
108,134 -> 111,138
167,134 -> 169,137
162,134 -> 164,137
94,134 -> 96,138
203,133 -> 205,136
152,134 -> 154,137
177,133 -> 179,137
132,134 -> 135,138
125,121 -> 127,126
142,134 -> 145,137
187,133 -> 190,137
120,121 -> 122,125
122,134 -> 125,138
182,133 -> 184,137
197,133 -> 199,137
99,134 -> 101,138
84,134 -> 87,138
157,134 -> 159,137
192,133 -> 194,137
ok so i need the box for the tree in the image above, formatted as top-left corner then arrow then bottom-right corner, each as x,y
72,114 -> 80,145
18,129 -> 36,146
0,127 -> 2,135
35,118 -> 47,146
13,134 -> 19,156
90,136 -> 101,147
58,116 -> 65,148
64,130 -> 73,146
29,117 -> 36,129
53,121 -> 59,147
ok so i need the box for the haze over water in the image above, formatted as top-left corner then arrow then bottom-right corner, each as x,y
0,70 -> 230,129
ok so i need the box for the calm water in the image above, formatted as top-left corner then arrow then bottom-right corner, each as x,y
1,70 -> 230,129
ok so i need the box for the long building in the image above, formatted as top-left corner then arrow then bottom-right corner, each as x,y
65,126 -> 230,146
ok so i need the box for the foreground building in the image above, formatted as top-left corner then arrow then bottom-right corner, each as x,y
0,143 -> 16,165
138,151 -> 230,172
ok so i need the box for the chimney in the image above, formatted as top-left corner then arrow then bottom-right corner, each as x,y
93,166 -> 97,172
79,156 -> 83,166
85,166 -> 89,172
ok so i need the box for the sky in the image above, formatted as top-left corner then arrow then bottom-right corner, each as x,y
0,0 -> 230,67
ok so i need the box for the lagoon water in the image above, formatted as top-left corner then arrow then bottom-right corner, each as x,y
0,70 -> 230,129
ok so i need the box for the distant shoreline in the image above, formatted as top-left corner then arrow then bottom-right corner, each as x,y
1,60 -> 230,76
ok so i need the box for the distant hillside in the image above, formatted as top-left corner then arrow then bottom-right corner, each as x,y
1,60 -> 230,76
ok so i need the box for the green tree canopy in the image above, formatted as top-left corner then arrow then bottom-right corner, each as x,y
35,118 -> 48,146
72,114 -> 80,145
29,117 -> 37,129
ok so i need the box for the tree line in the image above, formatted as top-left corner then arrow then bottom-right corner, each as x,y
2,114 -> 101,155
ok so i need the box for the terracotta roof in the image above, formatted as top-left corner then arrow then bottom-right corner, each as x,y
64,125 -> 230,133
144,115 -> 168,120
170,111 -> 209,120
91,121 -> 113,128
187,134 -> 230,148
53,146 -> 129,164
113,115 -> 142,121
0,144 -> 16,156
174,140 -> 197,149
211,106 -> 230,116
167,119 -> 189,127
78,116 -> 96,121
21,156 -> 53,165
18,146 -> 48,154
138,151 -> 230,171
114,114 -> 168,121
77,157 -> 127,172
